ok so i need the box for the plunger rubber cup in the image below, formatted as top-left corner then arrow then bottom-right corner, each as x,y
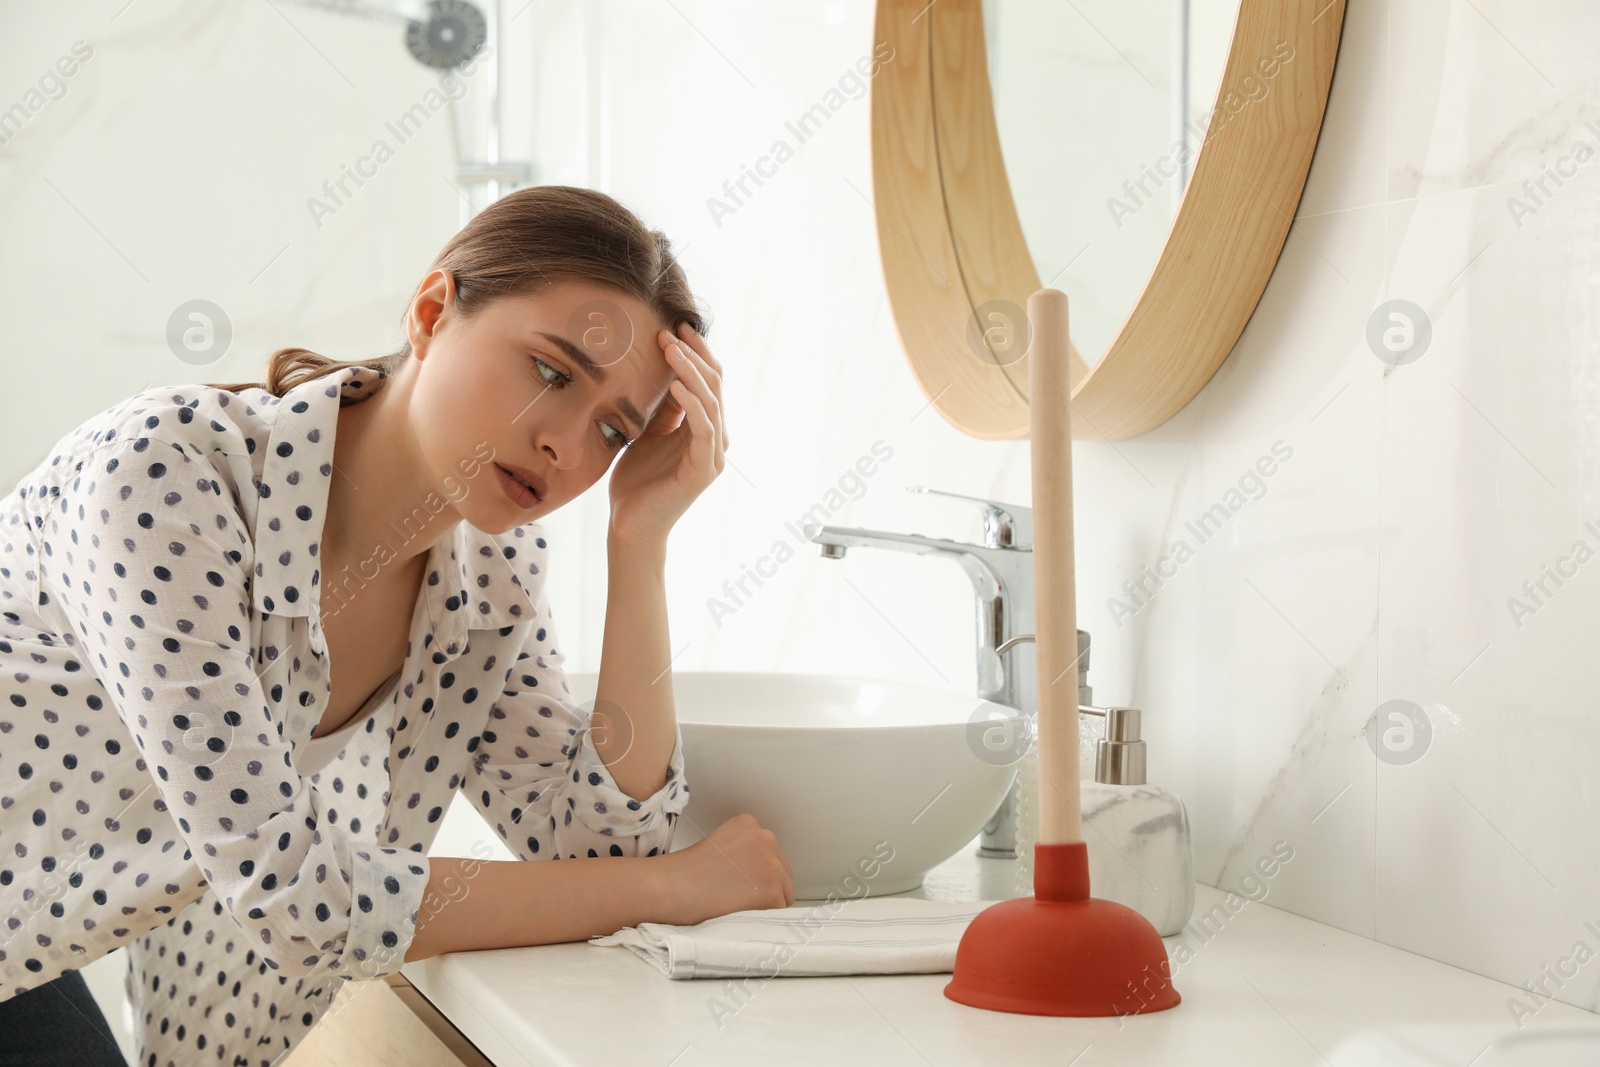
944,841 -> 1180,1016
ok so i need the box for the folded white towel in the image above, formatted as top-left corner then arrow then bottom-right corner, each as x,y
588,898 -> 1001,979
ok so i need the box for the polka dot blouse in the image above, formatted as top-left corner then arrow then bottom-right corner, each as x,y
0,365 -> 690,1065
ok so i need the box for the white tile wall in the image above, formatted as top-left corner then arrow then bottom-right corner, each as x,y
1083,0 -> 1600,1016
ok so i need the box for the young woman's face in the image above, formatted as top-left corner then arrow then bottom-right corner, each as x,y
404,272 -> 679,533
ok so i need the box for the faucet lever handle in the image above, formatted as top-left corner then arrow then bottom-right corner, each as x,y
905,485 -> 1032,549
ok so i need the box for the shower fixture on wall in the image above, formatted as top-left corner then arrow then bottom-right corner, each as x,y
282,0 -> 532,205
281,0 -> 484,67
402,0 -> 488,69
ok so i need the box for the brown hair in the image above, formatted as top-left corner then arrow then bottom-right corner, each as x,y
205,185 -> 707,396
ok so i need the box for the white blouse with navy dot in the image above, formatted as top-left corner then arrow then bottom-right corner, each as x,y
0,365 -> 688,1066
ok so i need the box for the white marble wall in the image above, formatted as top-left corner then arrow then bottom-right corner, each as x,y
1078,0 -> 1600,1016
5,0 -> 1598,1045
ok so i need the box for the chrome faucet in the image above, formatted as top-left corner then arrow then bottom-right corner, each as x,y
804,486 -> 1090,858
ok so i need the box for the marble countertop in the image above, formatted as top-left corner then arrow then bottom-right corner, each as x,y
401,838 -> 1599,1066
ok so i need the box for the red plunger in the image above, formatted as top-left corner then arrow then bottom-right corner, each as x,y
944,288 -> 1180,1017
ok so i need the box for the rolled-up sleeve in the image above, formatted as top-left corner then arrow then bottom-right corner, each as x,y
40,434 -> 430,981
465,583 -> 689,862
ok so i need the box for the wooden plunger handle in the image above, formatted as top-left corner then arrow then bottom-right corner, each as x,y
1027,288 -> 1081,846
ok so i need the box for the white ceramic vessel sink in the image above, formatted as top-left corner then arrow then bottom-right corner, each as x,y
563,671 -> 1019,899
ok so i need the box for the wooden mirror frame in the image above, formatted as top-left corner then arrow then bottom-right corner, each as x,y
871,0 -> 1348,440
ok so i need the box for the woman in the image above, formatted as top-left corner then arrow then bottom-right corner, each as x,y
0,185 -> 794,1066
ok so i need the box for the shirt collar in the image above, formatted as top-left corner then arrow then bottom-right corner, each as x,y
248,364 -> 540,655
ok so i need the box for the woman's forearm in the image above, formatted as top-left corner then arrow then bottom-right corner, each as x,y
403,854 -> 671,963
590,531 -> 677,801
400,535 -> 684,965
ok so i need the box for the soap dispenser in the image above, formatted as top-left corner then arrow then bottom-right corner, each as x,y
1077,706 -> 1195,937
1014,697 -> 1195,937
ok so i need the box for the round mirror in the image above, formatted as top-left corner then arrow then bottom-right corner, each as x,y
984,0 -> 1242,365
870,0 -> 1347,440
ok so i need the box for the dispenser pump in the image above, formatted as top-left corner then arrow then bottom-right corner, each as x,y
1073,700 -> 1196,937
1094,707 -> 1146,785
